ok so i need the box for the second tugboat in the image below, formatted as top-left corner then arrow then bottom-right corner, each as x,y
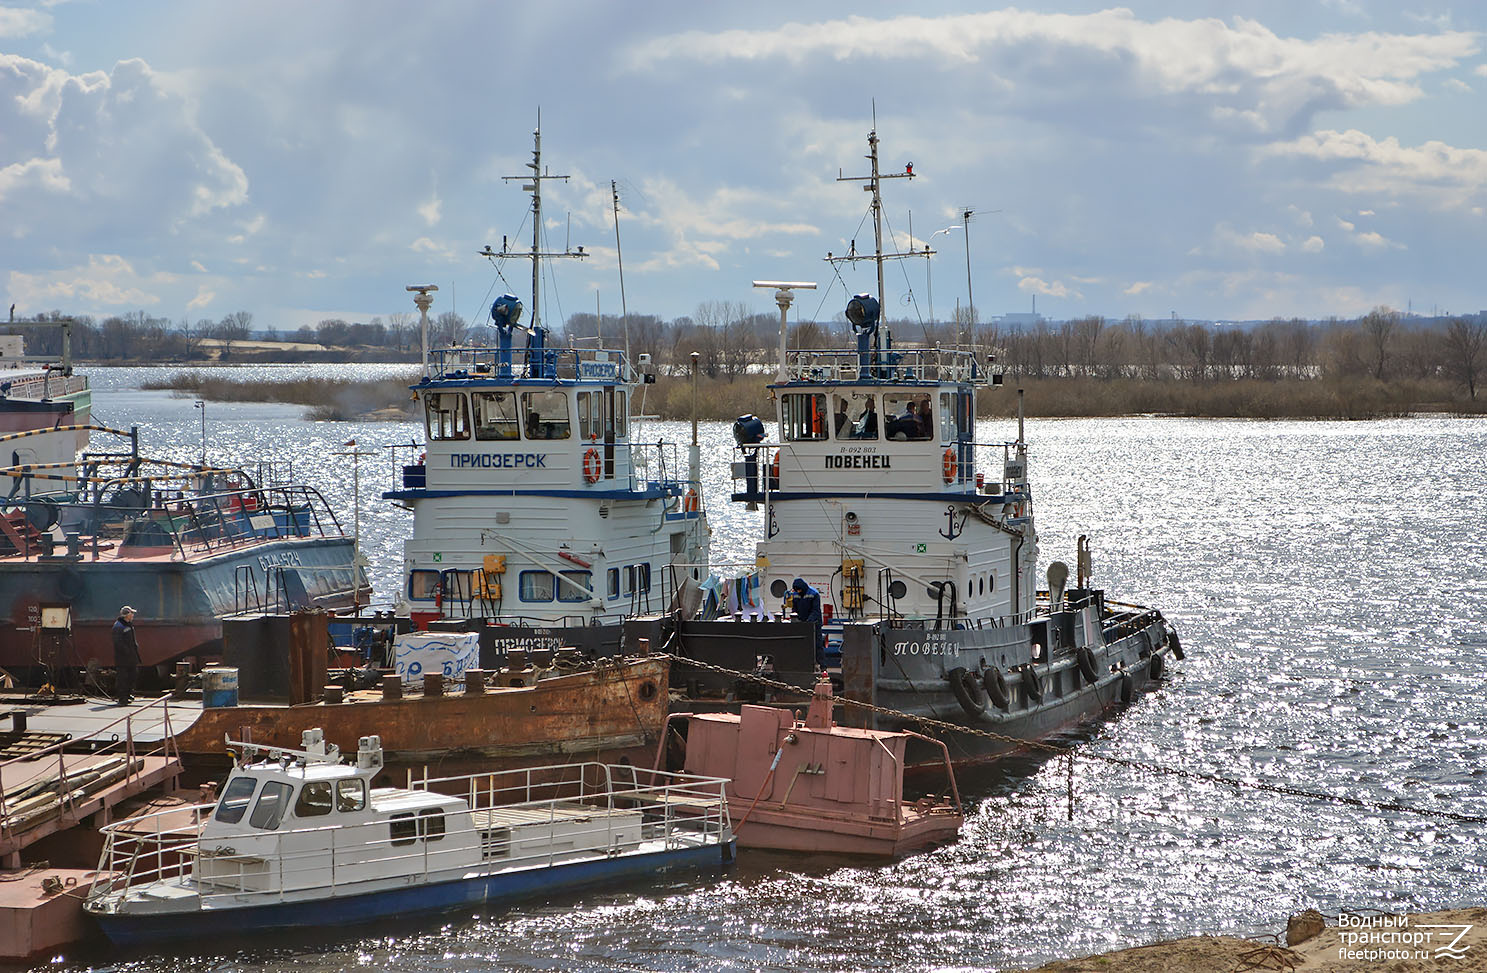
721,127 -> 1183,767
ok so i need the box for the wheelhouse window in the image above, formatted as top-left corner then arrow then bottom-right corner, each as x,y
472,391 -> 520,441
389,812 -> 417,846
408,570 -> 440,600
214,777 -> 258,824
781,393 -> 827,442
293,781 -> 333,818
336,779 -> 367,812
883,391 -> 933,441
248,781 -> 293,831
577,391 -> 603,442
519,570 -> 555,602
638,562 -> 652,593
939,392 -> 956,442
425,392 -> 470,441
614,391 -> 627,438
440,569 -> 474,603
607,567 -> 620,600
522,390 -> 571,440
840,393 -> 879,440
557,570 -> 591,603
419,809 -> 446,841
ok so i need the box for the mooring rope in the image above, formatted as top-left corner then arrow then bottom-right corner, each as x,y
658,653 -> 1487,826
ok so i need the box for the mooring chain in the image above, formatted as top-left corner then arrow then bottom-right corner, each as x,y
659,653 -> 1487,826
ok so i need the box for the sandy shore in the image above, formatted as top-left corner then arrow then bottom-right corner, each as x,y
1028,908 -> 1486,972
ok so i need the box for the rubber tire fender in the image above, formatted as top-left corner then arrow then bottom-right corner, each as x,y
1169,630 -> 1185,661
1076,645 -> 1100,684
947,667 -> 989,716
1119,672 -> 1134,704
1021,665 -> 1044,704
1149,650 -> 1166,681
982,666 -> 1010,711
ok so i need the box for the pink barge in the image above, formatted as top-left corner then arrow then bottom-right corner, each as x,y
660,678 -> 962,857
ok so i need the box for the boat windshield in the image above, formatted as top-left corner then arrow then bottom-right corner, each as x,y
248,781 -> 293,830
213,776 -> 258,824
472,391 -> 520,441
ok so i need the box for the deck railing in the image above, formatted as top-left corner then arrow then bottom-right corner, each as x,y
89,762 -> 730,910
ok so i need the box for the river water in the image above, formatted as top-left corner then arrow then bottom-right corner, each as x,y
47,366 -> 1487,972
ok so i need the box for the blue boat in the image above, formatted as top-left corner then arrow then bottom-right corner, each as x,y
85,731 -> 735,944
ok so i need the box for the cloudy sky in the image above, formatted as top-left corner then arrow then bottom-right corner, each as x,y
2,1 -> 1484,333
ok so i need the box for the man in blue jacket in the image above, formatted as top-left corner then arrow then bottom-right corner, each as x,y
790,578 -> 825,669
111,606 -> 141,705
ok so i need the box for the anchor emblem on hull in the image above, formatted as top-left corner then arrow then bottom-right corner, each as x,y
939,505 -> 967,540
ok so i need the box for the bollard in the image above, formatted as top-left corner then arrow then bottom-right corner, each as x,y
465,669 -> 485,695
381,674 -> 402,700
424,673 -> 444,697
323,686 -> 343,704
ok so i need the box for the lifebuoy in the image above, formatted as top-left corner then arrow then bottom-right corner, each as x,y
582,448 -> 602,484
948,667 -> 989,716
1077,645 -> 1099,684
682,489 -> 699,512
982,666 -> 1010,711
942,448 -> 957,483
1021,665 -> 1044,703
1169,629 -> 1185,661
770,451 -> 780,483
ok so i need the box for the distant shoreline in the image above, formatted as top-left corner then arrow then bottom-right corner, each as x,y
130,368 -> 1487,422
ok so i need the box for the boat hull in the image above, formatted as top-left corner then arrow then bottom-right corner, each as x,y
90,839 -> 735,946
0,536 -> 367,670
170,656 -> 673,776
734,807 -> 960,857
843,610 -> 1175,771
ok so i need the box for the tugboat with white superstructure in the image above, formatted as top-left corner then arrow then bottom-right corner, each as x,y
722,127 -> 1183,767
384,125 -> 710,654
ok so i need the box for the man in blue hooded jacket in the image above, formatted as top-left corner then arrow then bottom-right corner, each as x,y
790,578 -> 825,669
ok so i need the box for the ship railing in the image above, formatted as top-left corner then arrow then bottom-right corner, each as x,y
782,347 -> 988,386
89,763 -> 729,907
385,439 -> 695,499
428,345 -> 631,384
75,484 -> 347,562
2,699 -> 178,862
728,439 -> 1030,497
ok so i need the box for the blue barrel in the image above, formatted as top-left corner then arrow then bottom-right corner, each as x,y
202,666 -> 239,708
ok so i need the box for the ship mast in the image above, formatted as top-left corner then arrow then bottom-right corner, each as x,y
828,128 -> 922,348
496,121 -> 586,332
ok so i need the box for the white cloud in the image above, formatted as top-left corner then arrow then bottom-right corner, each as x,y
1016,274 -> 1076,299
0,7 -> 51,37
7,254 -> 176,307
627,11 -> 1479,136
410,236 -> 456,261
418,181 -> 441,227
190,260 -> 207,273
1476,64 -> 1487,77
1124,281 -> 1153,296
186,287 -> 214,310
1264,129 -> 1487,208
1212,224 -> 1287,255
1443,78 -> 1471,93
1301,236 -> 1325,253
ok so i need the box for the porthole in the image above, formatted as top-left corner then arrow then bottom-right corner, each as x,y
771,579 -> 788,598
888,580 -> 907,599
638,680 -> 659,701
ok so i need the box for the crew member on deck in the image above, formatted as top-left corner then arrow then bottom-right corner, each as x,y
854,398 -> 878,439
112,606 -> 141,706
790,578 -> 825,669
834,398 -> 850,438
886,400 -> 917,439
